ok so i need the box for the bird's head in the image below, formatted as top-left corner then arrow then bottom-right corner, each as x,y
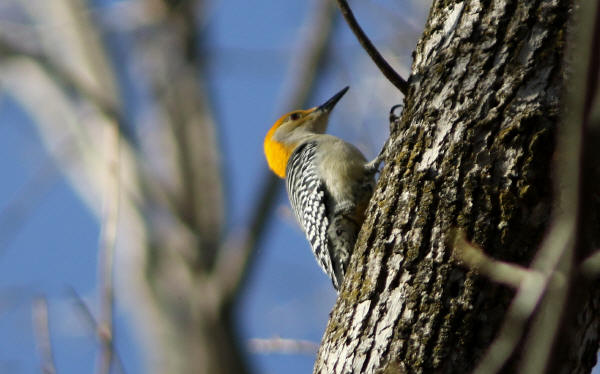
264,86 -> 349,178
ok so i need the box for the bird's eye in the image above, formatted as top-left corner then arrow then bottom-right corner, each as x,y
289,112 -> 301,121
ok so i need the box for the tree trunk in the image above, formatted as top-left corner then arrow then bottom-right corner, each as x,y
314,0 -> 600,373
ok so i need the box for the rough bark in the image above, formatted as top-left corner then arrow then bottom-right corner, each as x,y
314,0 -> 600,373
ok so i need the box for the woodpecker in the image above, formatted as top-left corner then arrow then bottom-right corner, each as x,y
264,87 -> 382,291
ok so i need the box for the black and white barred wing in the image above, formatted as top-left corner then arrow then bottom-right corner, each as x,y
285,142 -> 336,287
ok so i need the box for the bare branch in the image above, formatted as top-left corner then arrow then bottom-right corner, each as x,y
474,0 -> 600,372
158,1 -> 225,267
450,230 -> 535,289
248,337 -> 319,356
334,0 -> 408,95
21,0 -> 119,105
0,35 -> 134,144
1,53 -> 150,374
580,250 -> 600,278
22,5 -> 128,371
32,297 -> 57,374
519,3 -> 600,372
96,92 -> 121,374
68,288 -> 126,374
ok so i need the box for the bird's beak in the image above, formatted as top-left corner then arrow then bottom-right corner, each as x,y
317,86 -> 349,113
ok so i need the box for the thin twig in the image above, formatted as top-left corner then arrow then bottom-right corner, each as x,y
68,288 -> 127,374
32,297 -> 57,374
335,0 -> 408,95
450,230 -> 535,289
71,6 -> 124,371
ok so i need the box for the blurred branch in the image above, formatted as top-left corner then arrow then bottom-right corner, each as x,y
2,5 -> 125,370
21,0 -> 119,104
334,0 -> 408,95
96,90 -> 121,374
0,36 -> 135,145
1,52 -> 153,372
32,297 -> 56,374
581,250 -> 600,278
217,0 -> 339,304
2,2 -> 226,373
248,337 -> 319,356
578,0 -> 600,283
474,1 -> 600,373
519,0 -> 600,371
450,230 -> 535,289
68,288 -> 126,374
139,0 -> 224,268
472,229 -> 570,374
1,2 -> 134,371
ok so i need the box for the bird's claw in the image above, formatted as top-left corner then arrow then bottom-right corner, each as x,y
389,104 -> 404,123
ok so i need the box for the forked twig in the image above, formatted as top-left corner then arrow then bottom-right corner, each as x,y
68,288 -> 126,374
